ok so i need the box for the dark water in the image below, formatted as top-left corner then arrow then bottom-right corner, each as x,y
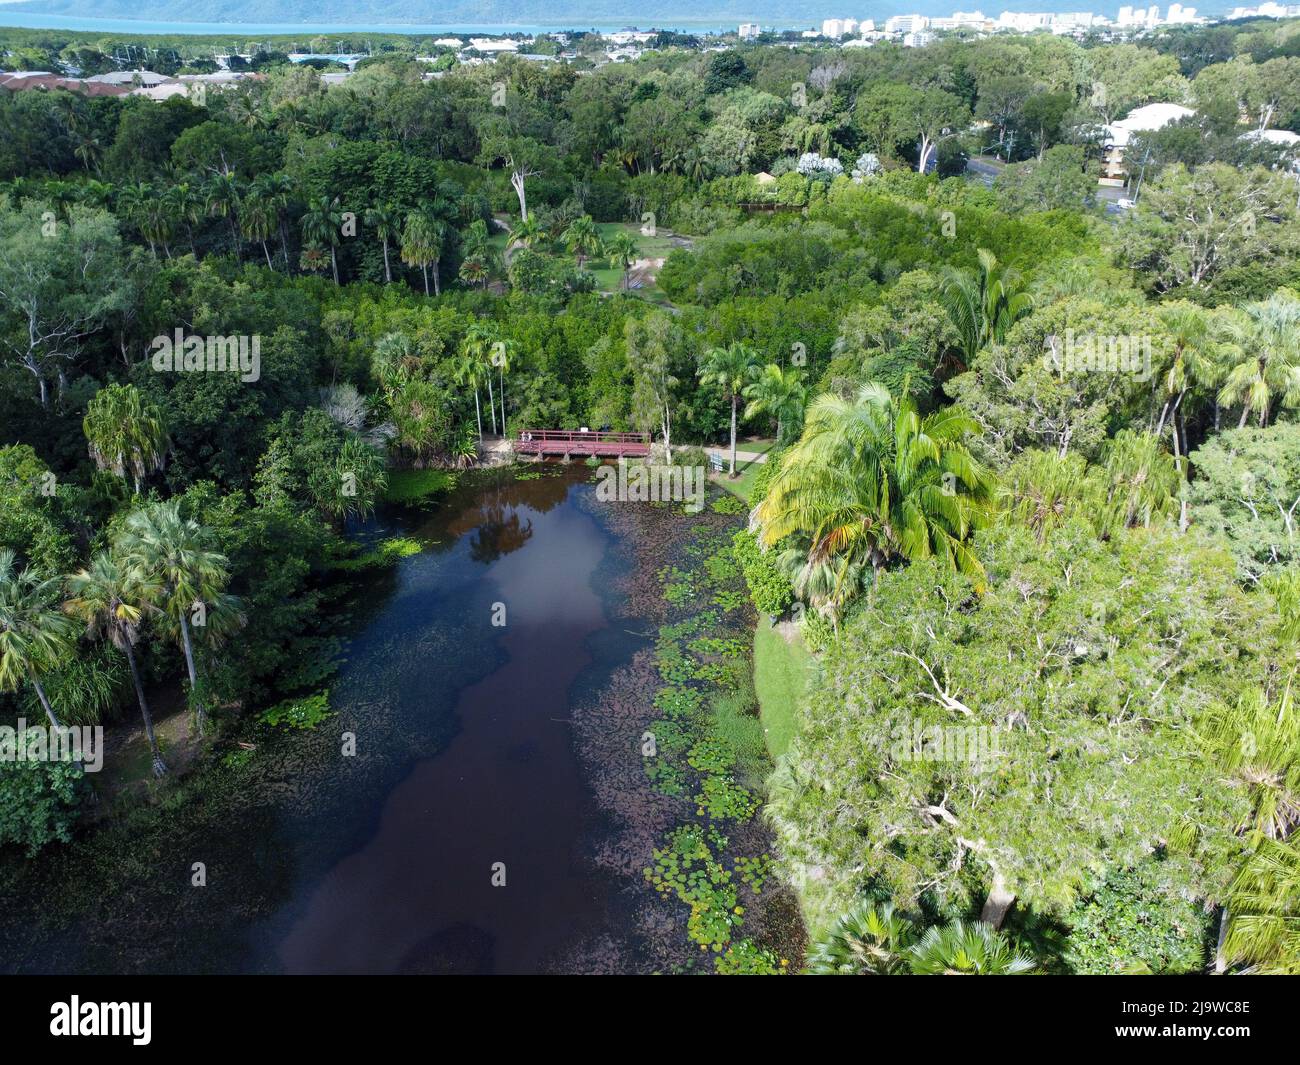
1,464 -> 652,974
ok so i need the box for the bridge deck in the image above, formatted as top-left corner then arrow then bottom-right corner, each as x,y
515,429 -> 651,457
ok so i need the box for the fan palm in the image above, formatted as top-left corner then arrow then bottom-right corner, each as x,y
0,550 -> 78,728
65,551 -> 167,777
756,383 -> 994,590
1218,290 -> 1300,428
84,383 -> 168,494
805,900 -> 913,975
115,502 -> 244,736
908,919 -> 1036,974
699,342 -> 759,476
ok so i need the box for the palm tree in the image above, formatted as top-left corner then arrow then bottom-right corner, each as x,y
115,502 -> 244,737
1219,290 -> 1300,428
756,383 -> 994,590
562,215 -> 603,269
162,182 -> 204,257
451,347 -> 487,442
0,550 -> 78,728
1153,301 -> 1224,459
908,919 -> 1036,974
1201,676 -> 1300,972
203,172 -> 243,260
364,204 -> 403,284
84,383 -> 168,494
241,173 -> 281,270
74,132 -> 103,174
939,248 -> 1033,364
742,362 -> 807,446
699,342 -> 759,476
508,214 -> 545,253
400,207 -> 446,296
65,551 -> 167,777
301,195 -> 344,285
459,255 -> 489,289
805,900 -> 913,974
461,323 -> 502,435
606,230 -> 640,290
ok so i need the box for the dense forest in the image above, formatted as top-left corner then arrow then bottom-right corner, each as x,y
4,16 -> 1300,975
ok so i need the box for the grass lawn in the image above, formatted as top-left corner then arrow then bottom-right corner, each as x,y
487,220 -> 681,301
753,616 -> 812,760
713,458 -> 765,504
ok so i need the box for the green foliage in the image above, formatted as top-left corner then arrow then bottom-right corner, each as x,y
769,518 -> 1269,930
0,746 -> 84,856
732,530 -> 793,617
1065,863 -> 1213,974
259,690 -> 333,730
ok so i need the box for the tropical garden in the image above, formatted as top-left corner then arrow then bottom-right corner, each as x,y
4,16 -> 1300,973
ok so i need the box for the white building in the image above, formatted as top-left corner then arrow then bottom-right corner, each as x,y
885,14 -> 929,33
738,23 -> 761,39
1101,102 -> 1196,186
903,31 -> 936,47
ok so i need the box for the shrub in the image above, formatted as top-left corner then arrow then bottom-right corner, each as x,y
732,530 -> 793,617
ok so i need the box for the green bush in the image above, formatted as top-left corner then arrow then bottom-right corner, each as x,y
732,530 -> 793,617
1066,864 -> 1213,974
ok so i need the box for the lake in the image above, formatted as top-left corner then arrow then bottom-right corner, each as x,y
0,466 -> 657,973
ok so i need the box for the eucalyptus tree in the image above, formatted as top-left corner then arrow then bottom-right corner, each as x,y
65,551 -> 167,777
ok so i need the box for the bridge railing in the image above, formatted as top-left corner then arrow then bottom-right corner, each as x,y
516,429 -> 650,445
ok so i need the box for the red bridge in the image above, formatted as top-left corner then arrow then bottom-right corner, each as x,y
515,429 -> 651,457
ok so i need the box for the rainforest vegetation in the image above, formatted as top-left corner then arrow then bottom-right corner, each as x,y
4,16 -> 1300,974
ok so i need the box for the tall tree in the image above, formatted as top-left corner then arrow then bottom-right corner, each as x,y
83,383 -> 168,494
756,383 -> 994,582
301,194 -> 344,285
116,502 -> 243,736
1219,290 -> 1300,428
0,550 -> 77,728
699,342 -> 759,476
65,551 -> 167,777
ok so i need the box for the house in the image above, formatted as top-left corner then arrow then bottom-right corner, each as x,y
1100,102 -> 1196,186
